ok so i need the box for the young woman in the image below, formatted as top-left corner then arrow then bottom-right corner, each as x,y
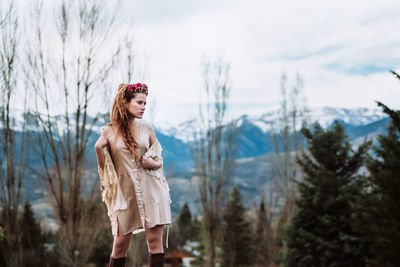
95,83 -> 171,267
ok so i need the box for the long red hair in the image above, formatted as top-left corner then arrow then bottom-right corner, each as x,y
109,83 -> 146,159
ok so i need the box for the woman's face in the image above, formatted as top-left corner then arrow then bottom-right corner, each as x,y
127,93 -> 147,119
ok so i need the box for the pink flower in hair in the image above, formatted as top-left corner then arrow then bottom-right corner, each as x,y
126,82 -> 148,95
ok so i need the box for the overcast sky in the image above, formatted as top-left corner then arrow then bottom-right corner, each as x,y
5,0 -> 400,127
117,0 -> 400,126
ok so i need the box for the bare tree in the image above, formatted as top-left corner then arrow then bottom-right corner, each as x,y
191,54 -> 238,267
23,1 -> 135,266
0,4 -> 28,266
267,72 -> 309,264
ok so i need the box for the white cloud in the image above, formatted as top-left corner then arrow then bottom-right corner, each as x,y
128,0 -> 400,125
5,0 -> 400,126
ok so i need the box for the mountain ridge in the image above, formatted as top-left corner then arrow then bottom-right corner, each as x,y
1,106 -> 390,220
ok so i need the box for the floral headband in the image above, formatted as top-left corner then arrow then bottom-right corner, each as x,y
127,83 -> 148,96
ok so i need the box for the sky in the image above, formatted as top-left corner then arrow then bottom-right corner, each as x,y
120,0 -> 400,126
4,0 -> 400,127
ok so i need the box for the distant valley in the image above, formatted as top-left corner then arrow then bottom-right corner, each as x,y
1,106 -> 389,224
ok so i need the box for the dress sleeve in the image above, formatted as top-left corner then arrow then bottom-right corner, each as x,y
98,146 -> 128,219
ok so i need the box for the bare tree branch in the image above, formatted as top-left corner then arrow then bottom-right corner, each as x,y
267,71 -> 309,263
23,1 -> 134,265
0,3 -> 27,266
191,54 -> 238,267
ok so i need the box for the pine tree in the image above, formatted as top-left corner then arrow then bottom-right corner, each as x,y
254,200 -> 272,266
177,203 -> 193,247
87,211 -> 113,267
285,122 -> 371,267
191,216 -> 201,243
359,77 -> 400,266
221,184 -> 256,267
20,201 -> 46,266
190,216 -> 206,267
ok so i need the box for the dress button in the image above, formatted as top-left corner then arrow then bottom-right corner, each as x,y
131,159 -> 135,162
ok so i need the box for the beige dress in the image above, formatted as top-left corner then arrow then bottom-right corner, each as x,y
97,120 -> 172,245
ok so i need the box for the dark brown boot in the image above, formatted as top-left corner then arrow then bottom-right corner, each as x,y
148,252 -> 165,267
108,255 -> 127,267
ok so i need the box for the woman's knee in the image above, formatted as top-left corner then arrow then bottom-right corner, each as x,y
146,225 -> 164,252
112,236 -> 131,257
147,234 -> 161,245
147,234 -> 162,251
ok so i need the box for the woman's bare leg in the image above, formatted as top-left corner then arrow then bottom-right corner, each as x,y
145,225 -> 164,253
111,217 -> 132,258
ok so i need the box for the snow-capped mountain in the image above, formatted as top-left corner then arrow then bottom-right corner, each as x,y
1,106 -> 391,217
2,108 -> 109,134
157,106 -> 387,142
305,106 -> 386,128
5,106 -> 387,140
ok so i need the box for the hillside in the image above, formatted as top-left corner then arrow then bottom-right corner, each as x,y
1,106 -> 389,222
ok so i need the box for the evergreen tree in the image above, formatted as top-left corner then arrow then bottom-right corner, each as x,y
221,184 -> 256,267
20,201 -> 46,266
177,203 -> 193,247
254,200 -> 272,266
273,189 -> 297,265
191,215 -> 201,243
359,81 -> 400,266
87,225 -> 113,267
285,122 -> 371,267
190,216 -> 205,267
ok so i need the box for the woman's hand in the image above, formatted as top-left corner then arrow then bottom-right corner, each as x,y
141,155 -> 162,170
